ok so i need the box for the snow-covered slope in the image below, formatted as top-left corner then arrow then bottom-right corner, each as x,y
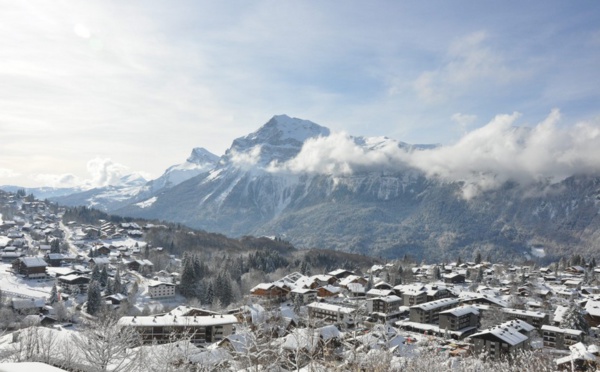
148,147 -> 219,193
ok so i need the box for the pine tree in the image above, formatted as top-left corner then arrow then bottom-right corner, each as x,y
179,257 -> 197,298
100,266 -> 108,287
432,266 -> 441,280
49,283 -> 58,304
475,267 -> 484,283
474,250 -> 482,265
87,280 -> 102,316
105,278 -> 114,295
50,239 -> 60,254
91,265 -> 101,282
113,270 -> 123,295
205,282 -> 214,305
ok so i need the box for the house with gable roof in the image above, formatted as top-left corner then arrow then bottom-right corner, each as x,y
470,320 -> 532,358
12,256 -> 48,278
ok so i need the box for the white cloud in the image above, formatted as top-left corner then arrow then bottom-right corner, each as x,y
414,31 -> 524,103
229,146 -> 263,169
270,109 -> 600,199
85,158 -> 129,188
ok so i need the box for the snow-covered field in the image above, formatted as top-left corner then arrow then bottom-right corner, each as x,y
0,262 -> 53,299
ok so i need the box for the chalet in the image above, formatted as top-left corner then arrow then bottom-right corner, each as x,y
250,283 -> 290,301
95,245 -> 111,256
309,274 -> 337,287
317,285 -> 341,298
327,269 -> 354,280
346,283 -> 365,297
339,275 -> 367,288
366,288 -> 394,298
127,259 -> 154,273
89,257 -> 110,268
104,293 -> 128,305
541,325 -> 585,350
12,257 -> 48,278
118,314 -> 237,345
1,251 -> 23,262
147,281 -> 176,298
307,302 -> 356,327
443,272 -> 465,284
470,320 -> 531,358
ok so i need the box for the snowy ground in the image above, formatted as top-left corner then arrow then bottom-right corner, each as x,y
0,262 -> 54,300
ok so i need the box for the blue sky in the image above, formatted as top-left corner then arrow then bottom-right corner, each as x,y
1,1 -> 599,187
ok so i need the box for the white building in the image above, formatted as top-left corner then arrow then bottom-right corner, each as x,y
147,280 -> 176,298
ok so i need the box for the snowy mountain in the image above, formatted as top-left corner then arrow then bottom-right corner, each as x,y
30,114 -> 600,261
147,147 -> 219,193
50,148 -> 219,212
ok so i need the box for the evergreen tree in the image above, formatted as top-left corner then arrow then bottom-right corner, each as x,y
562,303 -> 590,332
113,270 -> 124,295
105,278 -> 114,295
457,255 -> 462,266
474,250 -> 482,265
432,266 -> 441,281
87,280 -> 102,316
475,267 -> 484,283
179,257 -> 197,298
49,283 -> 59,304
50,239 -> 60,254
99,266 -> 108,287
91,265 -> 101,282
205,282 -> 214,305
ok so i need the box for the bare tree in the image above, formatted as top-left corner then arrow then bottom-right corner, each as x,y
75,317 -> 141,372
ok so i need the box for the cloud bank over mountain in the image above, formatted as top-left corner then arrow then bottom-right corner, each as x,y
269,109 -> 600,198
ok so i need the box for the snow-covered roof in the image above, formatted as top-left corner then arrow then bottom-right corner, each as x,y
471,323 -> 528,346
439,305 -> 479,317
19,256 -> 48,267
118,314 -> 238,327
366,288 -> 393,297
585,299 -> 600,317
147,280 -> 175,287
502,308 -> 547,319
541,325 -> 584,336
307,302 -> 355,314
412,298 -> 460,311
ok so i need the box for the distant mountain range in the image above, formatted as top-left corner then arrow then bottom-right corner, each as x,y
5,114 -> 600,261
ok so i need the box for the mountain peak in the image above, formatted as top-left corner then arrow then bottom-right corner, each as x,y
224,115 -> 331,166
187,147 -> 219,165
